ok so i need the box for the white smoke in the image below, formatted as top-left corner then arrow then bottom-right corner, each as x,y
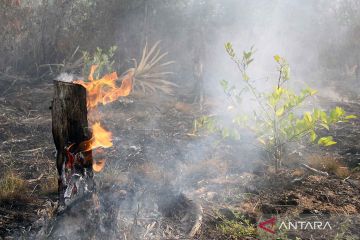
55,73 -> 76,83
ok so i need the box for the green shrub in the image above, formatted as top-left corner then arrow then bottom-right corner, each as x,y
216,212 -> 257,239
197,42 -> 356,170
82,46 -> 117,80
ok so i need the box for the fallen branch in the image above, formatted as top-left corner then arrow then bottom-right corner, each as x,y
301,163 -> 329,177
291,164 -> 329,183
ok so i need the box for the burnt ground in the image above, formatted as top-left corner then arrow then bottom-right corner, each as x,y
0,76 -> 359,239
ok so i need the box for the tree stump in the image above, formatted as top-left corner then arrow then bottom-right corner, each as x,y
51,80 -> 93,204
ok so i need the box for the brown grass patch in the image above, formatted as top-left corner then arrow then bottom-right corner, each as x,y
40,173 -> 58,195
308,155 -> 350,178
0,171 -> 27,199
292,168 -> 305,177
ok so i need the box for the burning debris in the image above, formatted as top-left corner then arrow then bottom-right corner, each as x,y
52,42 -> 175,205
46,42 -> 203,239
74,64 -> 133,109
2,2 -> 360,239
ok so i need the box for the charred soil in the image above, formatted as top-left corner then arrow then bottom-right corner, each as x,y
0,78 -> 359,239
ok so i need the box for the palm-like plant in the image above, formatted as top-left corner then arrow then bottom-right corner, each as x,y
128,41 -> 177,95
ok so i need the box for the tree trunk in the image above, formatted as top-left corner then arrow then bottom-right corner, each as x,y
51,80 -> 93,203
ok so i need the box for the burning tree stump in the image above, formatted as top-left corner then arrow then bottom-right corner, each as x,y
51,80 -> 94,205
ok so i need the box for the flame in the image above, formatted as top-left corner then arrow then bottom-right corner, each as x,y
75,65 -> 134,109
77,122 -> 112,152
74,65 -> 133,172
90,122 -> 113,149
93,159 -> 106,172
75,122 -> 112,172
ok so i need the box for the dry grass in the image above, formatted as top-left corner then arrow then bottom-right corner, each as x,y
40,173 -> 58,195
308,154 -> 350,178
0,170 -> 26,199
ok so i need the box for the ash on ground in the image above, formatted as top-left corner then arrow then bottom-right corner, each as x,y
36,174 -> 202,240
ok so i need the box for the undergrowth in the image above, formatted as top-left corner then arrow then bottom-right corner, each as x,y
197,43 -> 357,171
0,171 -> 26,199
216,210 -> 257,239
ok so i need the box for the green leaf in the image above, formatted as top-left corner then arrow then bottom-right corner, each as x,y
273,87 -> 284,98
304,112 -> 312,124
243,73 -> 249,81
276,107 -> 285,117
335,106 -> 345,117
313,109 -> 320,119
244,51 -> 252,60
345,115 -> 357,119
225,42 -> 235,58
318,136 -> 337,146
330,106 -> 345,121
320,123 -> 329,130
309,88 -> 318,96
220,80 -> 228,91
310,130 -> 317,142
274,55 -> 281,63
320,111 -> 328,123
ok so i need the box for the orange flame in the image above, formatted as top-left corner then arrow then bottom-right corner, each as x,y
77,122 -> 112,151
75,65 -> 134,109
74,65 -> 133,172
90,122 -> 113,149
93,159 -> 106,172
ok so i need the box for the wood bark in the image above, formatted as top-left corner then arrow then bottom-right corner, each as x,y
51,80 -> 92,201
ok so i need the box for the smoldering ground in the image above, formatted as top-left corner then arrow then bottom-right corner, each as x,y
1,1 -> 360,239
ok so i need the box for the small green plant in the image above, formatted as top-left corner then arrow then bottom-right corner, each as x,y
216,211 -> 257,238
82,46 -> 117,79
197,42 -> 356,171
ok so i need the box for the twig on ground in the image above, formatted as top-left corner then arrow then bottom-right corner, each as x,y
143,221 -> 156,238
18,147 -> 43,153
301,163 -> 329,176
28,174 -> 44,183
29,184 -> 39,197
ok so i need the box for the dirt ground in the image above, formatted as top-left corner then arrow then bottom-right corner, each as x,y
0,76 -> 359,239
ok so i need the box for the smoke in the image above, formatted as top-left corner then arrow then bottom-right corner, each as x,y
33,1 -> 360,239
131,0 -> 360,202
145,0 -> 357,106
55,73 -> 76,83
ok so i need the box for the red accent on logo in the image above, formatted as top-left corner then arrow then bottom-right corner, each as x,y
258,217 -> 276,234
